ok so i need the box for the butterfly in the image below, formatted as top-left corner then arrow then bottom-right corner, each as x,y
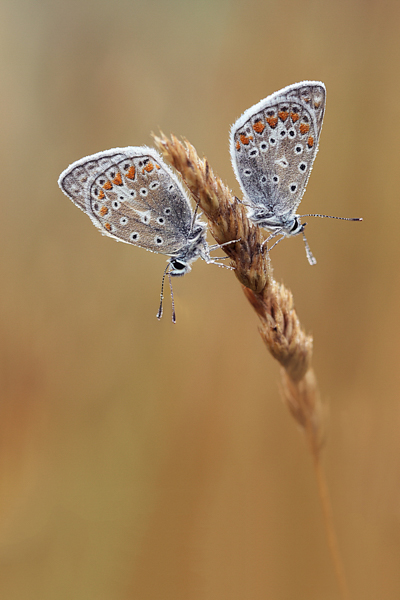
230,81 -> 361,264
58,146 -> 232,322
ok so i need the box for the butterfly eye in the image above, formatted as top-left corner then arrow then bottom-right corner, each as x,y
290,220 -> 299,232
171,259 -> 186,271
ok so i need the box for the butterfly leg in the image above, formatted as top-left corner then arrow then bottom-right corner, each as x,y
202,238 -> 240,270
268,235 -> 286,253
208,238 -> 241,252
207,260 -> 235,270
261,229 -> 283,254
203,254 -> 235,270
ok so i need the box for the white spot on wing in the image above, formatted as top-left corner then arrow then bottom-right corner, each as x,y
134,209 -> 151,224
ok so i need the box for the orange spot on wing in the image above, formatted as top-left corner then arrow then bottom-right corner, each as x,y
291,112 -> 299,122
98,190 -> 105,199
253,121 -> 265,133
266,116 -> 278,128
240,134 -> 250,145
304,96 -> 310,103
278,111 -> 289,121
113,172 -> 122,185
156,164 -> 160,169
143,162 -> 154,173
104,222 -> 111,231
314,101 -> 321,108
299,123 -> 310,134
307,136 -> 314,148
236,140 -> 240,150
103,180 -> 112,190
126,166 -> 136,180
99,206 -> 108,216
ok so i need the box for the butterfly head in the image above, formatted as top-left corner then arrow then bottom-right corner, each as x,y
286,215 -> 306,237
168,257 -> 192,277
168,221 -> 208,277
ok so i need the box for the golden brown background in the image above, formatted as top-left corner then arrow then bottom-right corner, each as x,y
0,0 -> 398,598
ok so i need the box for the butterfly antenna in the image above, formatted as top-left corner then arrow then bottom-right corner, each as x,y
300,213 -> 363,222
167,272 -> 176,323
157,265 -> 169,321
302,229 -> 317,265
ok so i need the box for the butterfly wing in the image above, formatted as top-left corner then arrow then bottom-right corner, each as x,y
230,81 -> 326,218
58,147 -> 194,256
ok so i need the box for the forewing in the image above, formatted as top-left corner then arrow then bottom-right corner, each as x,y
230,81 -> 326,216
59,147 -> 194,256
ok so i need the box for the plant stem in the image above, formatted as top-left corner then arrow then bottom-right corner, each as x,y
153,132 -> 351,600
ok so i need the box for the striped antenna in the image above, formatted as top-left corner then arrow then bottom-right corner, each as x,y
300,214 -> 363,222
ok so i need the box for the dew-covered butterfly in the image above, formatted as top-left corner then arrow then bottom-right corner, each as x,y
230,81 -> 361,264
58,146 -> 231,322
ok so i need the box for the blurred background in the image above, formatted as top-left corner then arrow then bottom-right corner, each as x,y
0,0 -> 399,598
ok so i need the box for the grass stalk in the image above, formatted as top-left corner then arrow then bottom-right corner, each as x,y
153,132 -> 351,600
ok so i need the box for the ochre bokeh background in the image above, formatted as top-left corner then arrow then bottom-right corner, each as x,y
1,1 -> 399,598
